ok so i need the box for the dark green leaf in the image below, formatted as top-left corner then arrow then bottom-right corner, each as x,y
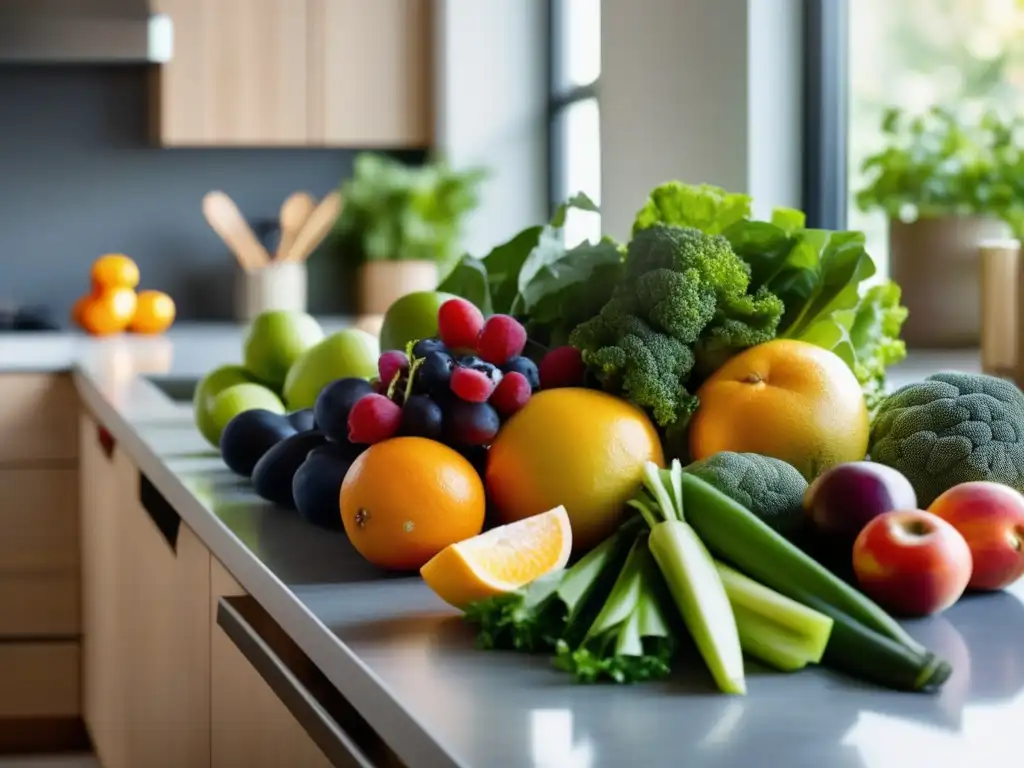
437,256 -> 494,314
481,226 -> 544,314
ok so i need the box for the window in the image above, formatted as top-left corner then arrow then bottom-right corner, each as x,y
549,0 -> 601,247
807,0 -> 1024,277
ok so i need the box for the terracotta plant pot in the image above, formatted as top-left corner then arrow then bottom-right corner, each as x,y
357,260 -> 439,316
889,216 -> 1008,348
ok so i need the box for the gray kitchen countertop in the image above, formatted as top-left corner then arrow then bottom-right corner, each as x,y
7,328 -> 1017,768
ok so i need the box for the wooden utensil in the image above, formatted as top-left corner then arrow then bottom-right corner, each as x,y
282,191 -> 344,263
202,190 -> 270,272
275,192 -> 316,262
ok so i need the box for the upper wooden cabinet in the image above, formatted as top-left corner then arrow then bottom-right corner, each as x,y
151,0 -> 433,148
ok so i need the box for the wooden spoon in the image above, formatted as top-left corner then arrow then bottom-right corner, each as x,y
275,192 -> 316,262
202,191 -> 270,272
282,191 -> 344,263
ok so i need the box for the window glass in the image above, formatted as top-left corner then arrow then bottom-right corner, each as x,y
847,0 -> 1024,277
554,97 -> 602,247
554,0 -> 601,93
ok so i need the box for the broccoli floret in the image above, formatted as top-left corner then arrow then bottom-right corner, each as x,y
571,316 -> 698,427
869,372 -> 1024,506
569,225 -> 784,428
684,452 -> 808,539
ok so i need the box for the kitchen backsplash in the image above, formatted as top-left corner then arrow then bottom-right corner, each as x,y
0,66 -> 424,322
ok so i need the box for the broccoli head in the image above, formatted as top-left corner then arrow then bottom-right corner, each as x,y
684,452 -> 808,539
869,372 -> 1024,506
569,224 -> 784,428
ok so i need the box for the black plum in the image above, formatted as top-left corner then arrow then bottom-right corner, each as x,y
292,444 -> 353,530
413,350 -> 454,395
251,430 -> 328,509
219,409 -> 296,478
501,356 -> 540,391
286,408 -> 317,433
412,338 -> 448,357
313,378 -> 375,442
400,394 -> 444,440
444,401 -> 500,446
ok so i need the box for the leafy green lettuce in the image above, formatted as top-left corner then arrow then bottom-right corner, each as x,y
439,194 -> 624,347
631,182 -> 908,407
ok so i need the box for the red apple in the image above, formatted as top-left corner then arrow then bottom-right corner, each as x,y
805,461 -> 918,540
852,509 -> 972,618
928,481 -> 1024,591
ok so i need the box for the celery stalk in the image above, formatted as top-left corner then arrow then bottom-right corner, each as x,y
633,461 -> 746,695
715,561 -> 833,669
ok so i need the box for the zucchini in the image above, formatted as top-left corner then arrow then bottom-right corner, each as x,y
682,474 -> 926,653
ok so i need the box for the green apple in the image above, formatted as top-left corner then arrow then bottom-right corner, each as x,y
379,290 -> 459,353
194,364 -> 261,447
208,383 -> 285,448
282,328 -> 380,409
242,310 -> 325,390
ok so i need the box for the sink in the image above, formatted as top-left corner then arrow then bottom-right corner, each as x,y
144,375 -> 199,403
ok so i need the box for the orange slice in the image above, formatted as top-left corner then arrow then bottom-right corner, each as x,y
420,506 -> 573,610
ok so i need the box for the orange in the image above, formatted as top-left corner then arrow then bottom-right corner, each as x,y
129,290 -> 176,334
340,437 -> 486,571
420,505 -> 573,610
486,388 -> 664,552
79,288 -> 138,336
91,253 -> 140,290
689,339 -> 869,480
70,294 -> 91,328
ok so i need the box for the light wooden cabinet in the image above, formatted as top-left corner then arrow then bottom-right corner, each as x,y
79,412 -> 128,768
151,0 -> 432,147
210,559 -> 333,768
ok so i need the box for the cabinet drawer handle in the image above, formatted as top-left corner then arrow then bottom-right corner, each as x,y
96,425 -> 116,460
139,472 -> 181,553
216,597 -> 400,768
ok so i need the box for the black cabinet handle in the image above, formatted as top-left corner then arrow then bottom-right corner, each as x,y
216,597 -> 397,768
139,472 -> 180,553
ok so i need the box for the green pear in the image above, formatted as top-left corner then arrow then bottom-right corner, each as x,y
194,364 -> 261,448
283,328 -> 380,409
379,290 -> 458,352
208,383 -> 286,448
242,310 -> 325,390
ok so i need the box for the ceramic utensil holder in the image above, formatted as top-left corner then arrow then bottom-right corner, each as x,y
235,261 -> 308,323
978,239 -> 1020,377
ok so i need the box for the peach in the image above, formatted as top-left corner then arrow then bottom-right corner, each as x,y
852,509 -> 972,618
929,481 -> 1024,592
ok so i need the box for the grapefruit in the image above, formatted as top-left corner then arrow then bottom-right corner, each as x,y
486,388 -> 664,552
688,339 -> 869,480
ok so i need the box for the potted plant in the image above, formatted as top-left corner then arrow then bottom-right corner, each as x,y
333,152 -> 487,316
856,107 -> 1023,347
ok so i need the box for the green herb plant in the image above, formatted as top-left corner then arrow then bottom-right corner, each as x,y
855,106 -> 1024,233
333,152 -> 488,273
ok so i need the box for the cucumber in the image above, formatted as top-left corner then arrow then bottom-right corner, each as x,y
681,475 -> 925,653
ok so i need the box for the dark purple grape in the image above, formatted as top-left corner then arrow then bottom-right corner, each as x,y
412,338 -> 448,358
458,355 -> 486,369
414,350 -> 454,395
469,360 -> 502,387
501,356 -> 540,391
313,378 -> 374,443
400,394 -> 444,440
444,401 -> 500,446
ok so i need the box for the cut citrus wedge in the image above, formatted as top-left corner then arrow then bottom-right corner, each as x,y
420,505 -> 573,610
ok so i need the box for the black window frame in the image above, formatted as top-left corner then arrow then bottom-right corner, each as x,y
547,0 -> 600,219
802,0 -> 850,230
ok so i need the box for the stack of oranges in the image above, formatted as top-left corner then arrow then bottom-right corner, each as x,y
72,254 -> 176,336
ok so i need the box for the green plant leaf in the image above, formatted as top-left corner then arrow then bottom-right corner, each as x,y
482,226 -> 544,314
437,256 -> 494,314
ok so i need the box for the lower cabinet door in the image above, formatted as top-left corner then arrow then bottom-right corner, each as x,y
210,559 -> 335,768
121,473 -> 211,768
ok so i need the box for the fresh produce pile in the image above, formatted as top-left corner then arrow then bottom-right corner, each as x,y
73,253 -> 176,336
194,177 -> 1024,699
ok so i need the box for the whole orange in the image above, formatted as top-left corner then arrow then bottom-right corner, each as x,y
340,437 -> 486,571
689,339 -> 869,480
70,294 -> 91,328
129,290 -> 176,334
79,288 -> 138,336
91,254 -> 140,290
486,388 -> 664,552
